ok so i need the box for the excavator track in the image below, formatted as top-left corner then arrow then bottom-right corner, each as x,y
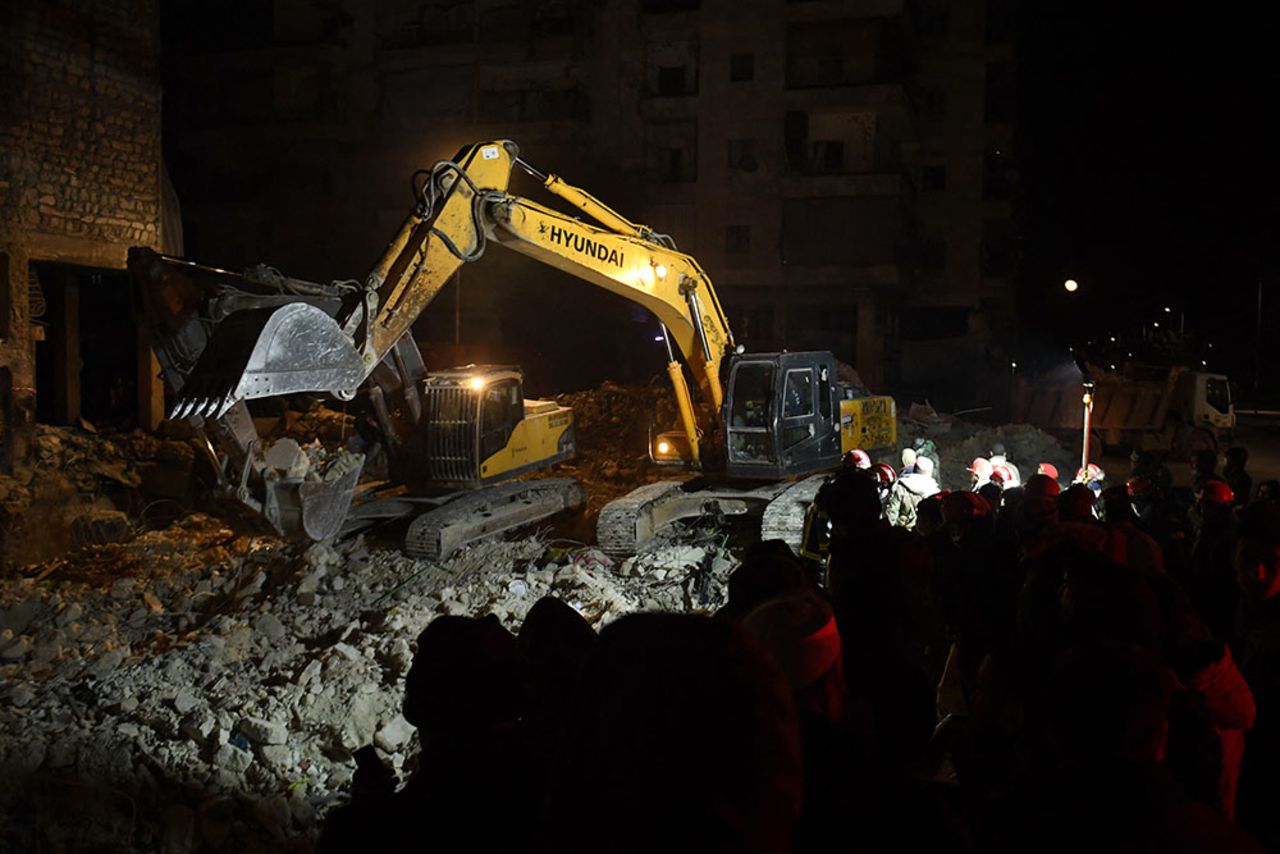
759,474 -> 830,553
597,479 -> 792,556
405,478 -> 585,561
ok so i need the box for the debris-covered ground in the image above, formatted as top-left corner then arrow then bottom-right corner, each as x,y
0,382 -> 1074,851
545,378 -> 689,518
0,516 -> 733,850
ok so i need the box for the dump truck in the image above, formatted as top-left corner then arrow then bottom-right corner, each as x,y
1013,362 -> 1235,457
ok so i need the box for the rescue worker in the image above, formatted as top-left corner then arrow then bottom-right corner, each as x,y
844,449 -> 872,470
989,443 -> 1022,487
885,456 -> 940,529
969,457 -> 994,491
1223,447 -> 1252,508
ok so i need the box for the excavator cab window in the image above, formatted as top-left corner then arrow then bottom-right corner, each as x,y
781,368 -> 817,448
727,361 -> 776,463
479,378 -> 522,461
1205,377 -> 1230,414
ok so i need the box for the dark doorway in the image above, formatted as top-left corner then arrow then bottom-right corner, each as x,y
32,262 -> 139,428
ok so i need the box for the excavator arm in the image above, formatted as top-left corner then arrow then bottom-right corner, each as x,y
484,189 -> 734,464
171,139 -> 737,466
358,140 -> 738,465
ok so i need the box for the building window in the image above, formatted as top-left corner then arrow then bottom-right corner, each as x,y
910,0 -> 950,37
984,145 -> 1015,200
922,165 -> 947,192
727,138 -> 757,171
730,52 -> 754,82
657,65 -> 690,96
726,225 -> 751,255
917,88 -> 947,121
649,120 -> 698,183
985,62 -> 1016,123
813,140 -> 844,173
920,239 -> 947,271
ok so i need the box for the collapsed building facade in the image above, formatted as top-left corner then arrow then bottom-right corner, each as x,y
0,0 -> 178,564
0,0 -> 179,451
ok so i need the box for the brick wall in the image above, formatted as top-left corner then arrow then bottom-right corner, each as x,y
0,0 -> 162,476
0,0 -> 161,251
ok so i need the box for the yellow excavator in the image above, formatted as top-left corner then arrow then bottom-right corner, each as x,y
135,139 -> 895,555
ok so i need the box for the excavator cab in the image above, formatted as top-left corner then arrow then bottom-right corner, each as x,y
418,366 -> 575,488
722,351 -> 843,479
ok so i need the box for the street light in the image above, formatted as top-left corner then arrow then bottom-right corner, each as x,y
1064,279 -> 1079,293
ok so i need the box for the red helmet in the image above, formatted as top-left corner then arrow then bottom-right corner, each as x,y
1201,479 -> 1235,506
1037,462 -> 1060,480
1126,475 -> 1153,498
870,462 -> 897,491
968,457 -> 993,479
843,449 -> 872,470
1076,463 -> 1103,483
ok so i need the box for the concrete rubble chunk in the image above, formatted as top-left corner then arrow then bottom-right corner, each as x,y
92,649 -> 125,677
332,642 -> 360,662
239,716 -> 288,745
109,577 -> 138,600
374,714 -> 414,752
254,612 -> 287,643
55,602 -> 83,628
264,438 -> 311,479
297,658 -> 322,686
1,636 -> 32,660
214,743 -> 254,774
258,744 -> 293,768
0,597 -> 42,635
174,689 -> 199,715
9,683 -> 37,708
71,509 -> 133,546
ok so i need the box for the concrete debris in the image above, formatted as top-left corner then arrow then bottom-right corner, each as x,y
0,526 -> 736,850
263,438 -> 311,479
239,717 -> 288,746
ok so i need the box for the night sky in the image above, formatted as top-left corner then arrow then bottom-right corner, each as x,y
1017,4 -> 1279,386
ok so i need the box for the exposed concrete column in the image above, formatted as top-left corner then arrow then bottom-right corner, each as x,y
137,327 -> 164,430
0,245 -> 36,476
51,271 -> 81,425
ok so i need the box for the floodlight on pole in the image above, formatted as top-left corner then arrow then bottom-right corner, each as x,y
1064,279 -> 1079,293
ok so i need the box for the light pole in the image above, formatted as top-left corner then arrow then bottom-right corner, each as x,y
1081,380 -> 1096,473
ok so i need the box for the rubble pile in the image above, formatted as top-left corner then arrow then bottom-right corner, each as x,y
897,408 -> 1078,492
266,401 -> 357,449
1,425 -> 205,568
0,520 -> 733,851
548,379 -> 688,515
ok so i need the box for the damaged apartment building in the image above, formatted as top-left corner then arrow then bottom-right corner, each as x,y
163,0 -> 1018,403
1,0 -> 178,483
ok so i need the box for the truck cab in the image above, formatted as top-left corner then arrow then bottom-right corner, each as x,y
1176,371 -> 1235,444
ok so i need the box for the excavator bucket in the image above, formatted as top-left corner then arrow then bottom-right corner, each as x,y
171,303 -> 365,421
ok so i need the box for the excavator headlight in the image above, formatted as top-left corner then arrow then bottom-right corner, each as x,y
657,439 -> 672,455
469,376 -> 486,391
655,263 -> 668,281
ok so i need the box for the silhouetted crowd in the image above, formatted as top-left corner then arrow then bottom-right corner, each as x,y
321,446 -> 1280,852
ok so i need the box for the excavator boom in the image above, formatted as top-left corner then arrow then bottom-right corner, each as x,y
169,140 -> 736,468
